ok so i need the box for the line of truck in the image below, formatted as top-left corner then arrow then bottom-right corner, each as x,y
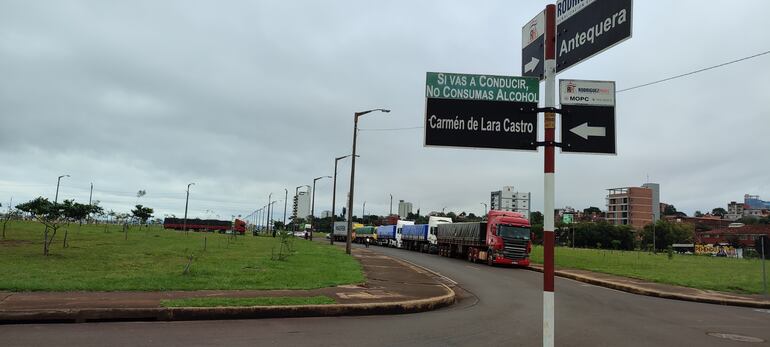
331,210 -> 532,266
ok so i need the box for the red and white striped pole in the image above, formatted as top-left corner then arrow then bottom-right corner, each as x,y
543,4 -> 556,347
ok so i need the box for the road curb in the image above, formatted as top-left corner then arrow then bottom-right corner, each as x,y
526,266 -> 770,309
0,285 -> 455,324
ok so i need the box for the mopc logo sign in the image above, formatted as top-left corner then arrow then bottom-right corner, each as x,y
565,82 -> 577,93
559,79 -> 614,106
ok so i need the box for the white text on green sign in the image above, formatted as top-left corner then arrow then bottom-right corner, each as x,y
426,72 -> 539,103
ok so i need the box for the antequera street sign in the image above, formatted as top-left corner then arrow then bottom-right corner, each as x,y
555,0 -> 633,73
559,79 -> 616,154
424,72 -> 539,151
522,9 -> 545,79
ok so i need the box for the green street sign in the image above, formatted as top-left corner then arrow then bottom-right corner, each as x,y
426,72 -> 539,102
562,214 -> 574,224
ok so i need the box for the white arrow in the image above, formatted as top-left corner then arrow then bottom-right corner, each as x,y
524,57 -> 540,73
570,122 -> 606,140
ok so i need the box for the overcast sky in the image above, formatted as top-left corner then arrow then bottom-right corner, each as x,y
1,1 -> 769,222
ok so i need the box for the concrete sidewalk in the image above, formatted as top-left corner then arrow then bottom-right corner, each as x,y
529,264 -> 770,309
0,248 -> 455,324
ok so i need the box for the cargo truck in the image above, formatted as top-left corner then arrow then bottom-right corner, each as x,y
394,220 -> 414,248
376,225 -> 396,246
436,210 -> 531,266
332,221 -> 363,241
353,226 -> 377,243
401,224 -> 430,251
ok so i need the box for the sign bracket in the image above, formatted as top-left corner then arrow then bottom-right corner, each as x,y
533,141 -> 568,148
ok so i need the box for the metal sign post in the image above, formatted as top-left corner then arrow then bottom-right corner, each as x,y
542,5 -> 556,347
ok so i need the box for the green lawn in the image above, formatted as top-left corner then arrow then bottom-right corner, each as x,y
160,296 -> 335,307
0,221 -> 363,291
531,246 -> 767,295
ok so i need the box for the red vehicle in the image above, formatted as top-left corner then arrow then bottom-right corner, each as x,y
233,219 -> 246,235
436,210 -> 532,266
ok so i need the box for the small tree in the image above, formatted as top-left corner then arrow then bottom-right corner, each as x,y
60,200 -> 100,248
2,205 -> 21,239
15,197 -> 66,255
131,205 -> 154,227
711,207 -> 727,218
694,210 -> 704,217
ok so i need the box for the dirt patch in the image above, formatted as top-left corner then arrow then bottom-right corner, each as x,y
0,239 -> 34,247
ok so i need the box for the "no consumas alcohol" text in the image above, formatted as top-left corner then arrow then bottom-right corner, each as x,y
426,72 -> 538,103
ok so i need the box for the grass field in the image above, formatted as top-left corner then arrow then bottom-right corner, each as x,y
530,245 -> 768,295
160,296 -> 335,307
0,221 -> 363,292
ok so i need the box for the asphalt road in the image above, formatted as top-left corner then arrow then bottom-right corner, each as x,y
3,243 -> 769,346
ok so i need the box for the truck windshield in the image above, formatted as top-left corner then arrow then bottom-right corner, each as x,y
498,225 -> 530,239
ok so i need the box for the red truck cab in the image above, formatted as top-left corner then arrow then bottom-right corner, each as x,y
486,210 -> 532,266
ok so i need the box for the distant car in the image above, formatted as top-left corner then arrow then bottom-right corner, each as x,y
293,231 -> 306,237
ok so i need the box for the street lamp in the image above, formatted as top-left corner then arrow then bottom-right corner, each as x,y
270,200 -> 278,237
267,192 -> 273,236
54,174 -> 70,205
283,188 -> 288,229
311,176 -> 332,239
481,202 -> 488,216
390,194 -> 393,216
332,154 -> 358,245
362,201 -> 366,220
347,108 -> 390,254
183,182 -> 195,234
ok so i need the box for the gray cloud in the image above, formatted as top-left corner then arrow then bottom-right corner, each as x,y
1,0 -> 769,222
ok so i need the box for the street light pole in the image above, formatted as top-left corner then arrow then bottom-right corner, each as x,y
283,188 -> 288,229
332,155 -> 356,245
270,200 -> 278,237
362,201 -> 366,221
311,176 -> 331,239
267,193 -> 273,236
481,202 -> 488,216
183,182 -> 194,235
346,108 -> 390,255
54,174 -> 70,205
390,194 -> 393,216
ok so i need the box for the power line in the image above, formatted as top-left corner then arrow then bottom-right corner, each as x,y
617,50 -> 770,93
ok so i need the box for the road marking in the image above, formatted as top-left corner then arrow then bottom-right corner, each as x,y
392,257 -> 458,285
754,309 -> 770,314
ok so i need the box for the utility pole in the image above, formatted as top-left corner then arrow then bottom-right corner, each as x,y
390,194 -> 393,216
